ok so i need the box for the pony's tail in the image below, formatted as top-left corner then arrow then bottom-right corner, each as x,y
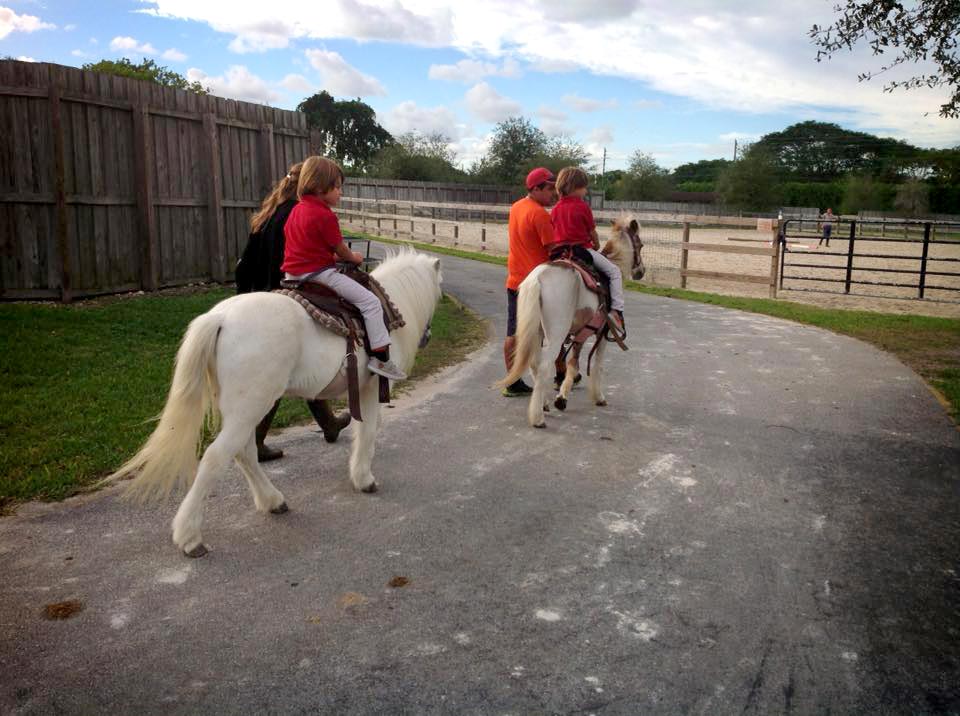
498,273 -> 542,388
103,311 -> 223,502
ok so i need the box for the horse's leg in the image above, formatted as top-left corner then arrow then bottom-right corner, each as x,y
554,344 -> 582,411
349,379 -> 382,493
171,419 -> 252,557
588,338 -> 608,406
527,335 -> 549,428
235,436 -> 288,514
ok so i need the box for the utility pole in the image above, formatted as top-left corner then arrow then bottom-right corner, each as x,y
733,139 -> 738,161
600,147 -> 607,209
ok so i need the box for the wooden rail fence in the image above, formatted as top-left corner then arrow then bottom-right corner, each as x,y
680,221 -> 781,298
0,60 -> 313,301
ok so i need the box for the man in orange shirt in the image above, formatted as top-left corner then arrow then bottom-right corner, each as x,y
502,167 -> 557,397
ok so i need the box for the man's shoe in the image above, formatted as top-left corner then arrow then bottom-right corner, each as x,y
502,379 -> 533,397
257,443 -> 284,462
368,357 -> 407,381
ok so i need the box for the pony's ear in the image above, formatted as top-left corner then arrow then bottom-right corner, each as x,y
629,219 -> 639,232
432,258 -> 441,272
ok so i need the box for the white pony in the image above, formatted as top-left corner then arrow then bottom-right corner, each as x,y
499,216 -> 644,428
107,250 -> 442,557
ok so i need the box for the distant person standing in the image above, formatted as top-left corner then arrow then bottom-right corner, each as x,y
502,167 -> 557,397
818,207 -> 835,248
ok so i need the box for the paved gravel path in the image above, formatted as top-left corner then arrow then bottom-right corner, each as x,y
2,245 -> 958,714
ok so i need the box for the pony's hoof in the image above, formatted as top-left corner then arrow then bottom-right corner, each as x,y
270,502 -> 289,514
554,396 -> 567,411
361,482 -> 378,494
533,421 -> 546,429
184,543 -> 208,558
596,399 -> 608,407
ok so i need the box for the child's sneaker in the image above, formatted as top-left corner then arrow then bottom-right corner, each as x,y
608,310 -> 626,336
368,357 -> 407,381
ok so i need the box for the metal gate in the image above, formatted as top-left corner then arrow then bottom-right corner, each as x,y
778,218 -> 960,299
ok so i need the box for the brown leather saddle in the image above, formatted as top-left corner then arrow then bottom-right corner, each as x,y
547,245 -> 627,377
274,267 -> 405,422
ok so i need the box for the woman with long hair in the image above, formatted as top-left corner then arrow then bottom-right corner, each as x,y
236,162 -> 351,461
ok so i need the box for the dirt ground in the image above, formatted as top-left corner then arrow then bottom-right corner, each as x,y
344,215 -> 960,319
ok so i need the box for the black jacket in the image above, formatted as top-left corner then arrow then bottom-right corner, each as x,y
235,199 -> 297,294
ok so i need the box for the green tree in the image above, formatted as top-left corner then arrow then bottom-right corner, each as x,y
82,57 -> 208,94
754,121 -> 916,181
671,159 -> 731,188
298,91 -> 393,172
368,131 -> 466,182
473,117 -> 548,185
811,0 -> 960,118
716,144 -> 783,211
610,151 -> 672,201
840,174 -> 888,213
893,178 -> 931,216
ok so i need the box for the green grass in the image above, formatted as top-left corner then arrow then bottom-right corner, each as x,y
360,235 -> 960,422
0,290 -> 487,509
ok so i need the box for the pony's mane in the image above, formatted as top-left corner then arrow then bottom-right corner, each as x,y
602,213 -> 638,262
370,248 -> 442,368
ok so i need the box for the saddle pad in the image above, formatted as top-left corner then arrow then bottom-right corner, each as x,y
274,289 -> 356,338
275,272 -> 406,340
549,258 -> 602,294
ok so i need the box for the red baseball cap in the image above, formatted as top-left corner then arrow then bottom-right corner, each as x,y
525,167 -> 555,190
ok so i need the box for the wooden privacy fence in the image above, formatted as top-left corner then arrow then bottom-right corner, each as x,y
0,60 -> 313,301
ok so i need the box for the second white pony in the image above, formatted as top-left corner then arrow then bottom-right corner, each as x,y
499,217 -> 643,427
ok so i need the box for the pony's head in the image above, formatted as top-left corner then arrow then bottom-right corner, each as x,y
371,249 -> 443,371
603,214 -> 645,280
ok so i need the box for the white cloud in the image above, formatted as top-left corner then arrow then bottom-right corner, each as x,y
719,131 -> 760,143
464,81 -> 521,123
383,100 -> 465,139
110,36 -> 158,55
140,1 -> 453,49
563,94 -> 619,112
186,65 -> 282,104
16,56 -> 36,63
226,20 -> 296,53
135,1 -> 958,146
589,126 -> 614,145
281,73 -> 314,94
304,48 -> 386,96
0,7 -> 55,39
71,49 -> 88,58
429,57 -> 522,83
162,48 -> 187,62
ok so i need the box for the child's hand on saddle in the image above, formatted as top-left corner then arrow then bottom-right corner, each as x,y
350,251 -> 363,265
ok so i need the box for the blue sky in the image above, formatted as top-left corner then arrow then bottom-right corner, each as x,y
2,0 -> 958,171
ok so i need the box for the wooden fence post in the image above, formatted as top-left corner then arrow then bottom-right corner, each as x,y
680,222 -> 690,289
453,224 -> 459,245
259,123 -> 275,197
49,71 -> 72,302
203,113 -> 227,283
132,101 -> 159,291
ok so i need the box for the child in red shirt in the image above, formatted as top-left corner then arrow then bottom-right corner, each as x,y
282,156 -> 406,381
549,166 -> 625,332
